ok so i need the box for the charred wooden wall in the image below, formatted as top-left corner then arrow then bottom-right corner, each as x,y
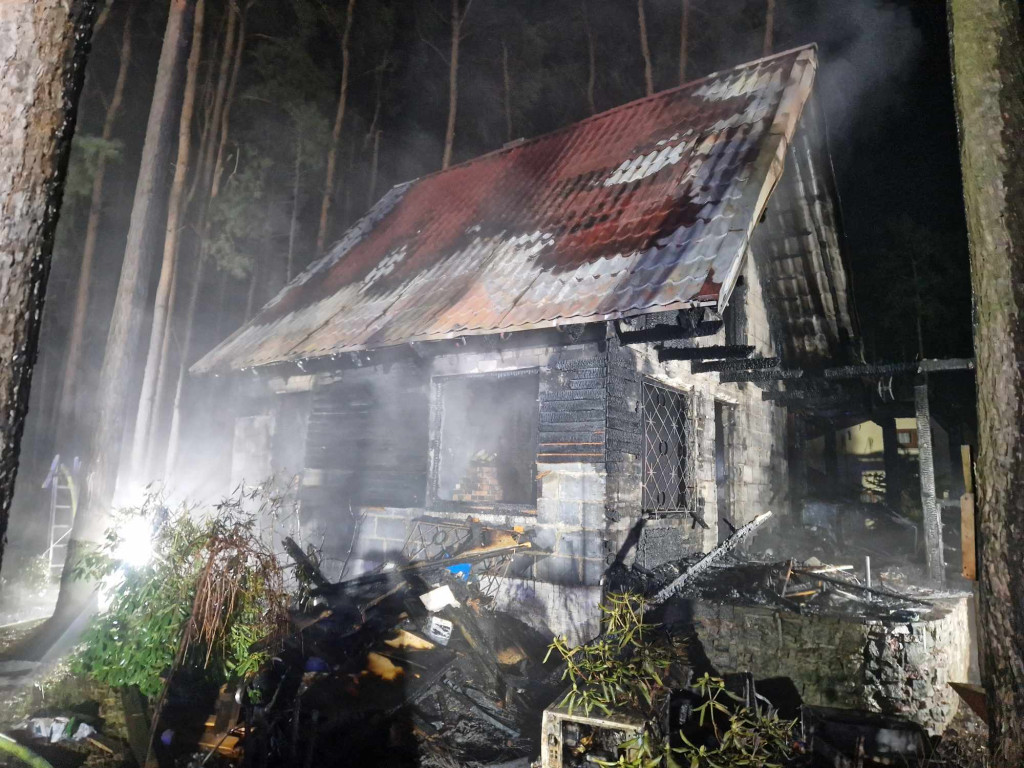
537,354 -> 607,463
300,364 -> 429,559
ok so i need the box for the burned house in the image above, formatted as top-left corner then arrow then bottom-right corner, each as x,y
194,45 -> 858,642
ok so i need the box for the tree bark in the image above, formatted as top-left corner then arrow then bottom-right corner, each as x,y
316,0 -> 356,254
187,9 -> 226,206
57,5 -> 133,446
143,259 -> 177,477
637,0 -> 654,96
441,0 -> 462,170
763,0 -> 775,56
0,0 -> 98,572
132,0 -> 205,481
679,0 -> 690,85
948,0 -> 1024,760
48,0 -> 197,640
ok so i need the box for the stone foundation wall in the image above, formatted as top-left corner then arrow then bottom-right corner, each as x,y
693,598 -> 971,734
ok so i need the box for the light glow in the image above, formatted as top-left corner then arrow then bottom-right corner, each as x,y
114,515 -> 155,569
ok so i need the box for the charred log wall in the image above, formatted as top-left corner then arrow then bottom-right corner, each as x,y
300,363 -> 429,567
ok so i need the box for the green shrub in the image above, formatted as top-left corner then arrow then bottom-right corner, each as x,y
546,594 -> 796,768
72,485 -> 289,698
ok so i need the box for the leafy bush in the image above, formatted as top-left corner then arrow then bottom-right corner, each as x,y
676,674 -> 797,768
545,592 -> 682,718
73,485 -> 290,697
546,594 -> 796,768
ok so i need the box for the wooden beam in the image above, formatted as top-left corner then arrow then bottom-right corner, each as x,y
691,356 -> 781,374
916,380 -> 945,584
657,344 -> 754,362
616,319 -> 723,345
720,358 -> 976,383
961,444 -> 977,580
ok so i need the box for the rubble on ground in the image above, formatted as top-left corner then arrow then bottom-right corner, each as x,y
232,529 -> 563,767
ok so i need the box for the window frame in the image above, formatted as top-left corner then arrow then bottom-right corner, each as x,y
640,378 -> 699,518
427,367 -> 541,515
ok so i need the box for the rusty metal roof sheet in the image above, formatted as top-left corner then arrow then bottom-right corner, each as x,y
194,46 -> 819,374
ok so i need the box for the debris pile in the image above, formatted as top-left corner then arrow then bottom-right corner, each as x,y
237,525 -> 561,767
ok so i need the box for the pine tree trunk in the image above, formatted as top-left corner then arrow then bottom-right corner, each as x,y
502,41 -> 513,143
441,0 -> 461,170
367,129 -> 381,209
245,200 -> 271,321
143,259 -> 178,477
637,0 -> 654,96
164,7 -> 240,480
763,0 -> 775,56
316,0 -> 356,254
199,0 -> 236,202
365,54 -> 386,208
57,6 -> 133,446
48,0 -> 197,640
582,1 -> 596,115
211,0 -> 248,201
0,0 -> 97,572
164,244 -> 207,479
187,10 -> 226,206
679,0 -> 690,85
132,0 -> 204,481
948,0 -> 1024,760
287,132 -> 301,283
244,256 -> 258,321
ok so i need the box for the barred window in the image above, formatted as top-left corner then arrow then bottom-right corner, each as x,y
641,381 -> 696,514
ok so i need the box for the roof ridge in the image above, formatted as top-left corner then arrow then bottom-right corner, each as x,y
389,43 -> 818,191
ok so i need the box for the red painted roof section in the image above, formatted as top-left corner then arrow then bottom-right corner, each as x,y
194,46 -> 818,373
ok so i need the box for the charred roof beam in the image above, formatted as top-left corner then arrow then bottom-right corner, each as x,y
614,310 -> 723,346
658,344 -> 755,363
720,358 -> 975,384
692,356 -> 782,374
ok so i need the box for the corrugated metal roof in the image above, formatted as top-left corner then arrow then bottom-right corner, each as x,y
194,46 -> 819,374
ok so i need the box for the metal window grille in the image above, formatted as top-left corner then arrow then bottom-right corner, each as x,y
642,381 -> 697,514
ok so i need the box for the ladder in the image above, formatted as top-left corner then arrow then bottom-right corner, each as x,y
43,455 -> 76,578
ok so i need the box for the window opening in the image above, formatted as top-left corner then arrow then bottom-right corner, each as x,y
433,370 -> 539,507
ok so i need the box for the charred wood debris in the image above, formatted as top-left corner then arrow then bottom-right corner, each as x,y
10,514 -> 968,767
226,513 -> 954,766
